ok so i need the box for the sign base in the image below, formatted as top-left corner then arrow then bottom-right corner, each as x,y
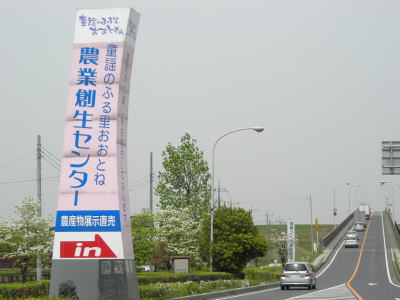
49,259 -> 140,299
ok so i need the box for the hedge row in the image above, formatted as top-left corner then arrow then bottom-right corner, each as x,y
0,269 -> 278,299
0,281 -> 49,299
140,279 -> 253,299
0,279 -> 251,299
137,272 -> 236,284
243,267 -> 281,283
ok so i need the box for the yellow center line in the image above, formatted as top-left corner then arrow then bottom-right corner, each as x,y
346,217 -> 372,300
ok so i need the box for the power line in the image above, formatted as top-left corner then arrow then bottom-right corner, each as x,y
0,176 -> 59,185
238,197 -> 308,205
0,151 -> 34,169
41,146 -> 61,163
128,179 -> 150,188
128,181 -> 150,191
41,154 -> 61,171
128,174 -> 150,184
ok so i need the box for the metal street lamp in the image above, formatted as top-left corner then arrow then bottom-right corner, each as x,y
380,181 -> 398,222
348,185 -> 360,215
333,182 -> 350,226
210,126 -> 264,272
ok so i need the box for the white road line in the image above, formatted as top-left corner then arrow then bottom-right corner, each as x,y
317,239 -> 346,278
214,287 -> 279,299
380,210 -> 400,288
285,283 -> 347,299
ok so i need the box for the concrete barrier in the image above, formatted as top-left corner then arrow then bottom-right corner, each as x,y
320,212 -> 355,249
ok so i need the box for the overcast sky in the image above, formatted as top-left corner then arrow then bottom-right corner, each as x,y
1,0 -> 400,225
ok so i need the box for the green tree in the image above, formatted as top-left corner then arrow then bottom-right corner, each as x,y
131,209 -> 156,266
155,133 -> 211,220
199,206 -> 268,273
155,207 -> 203,268
0,196 -> 53,282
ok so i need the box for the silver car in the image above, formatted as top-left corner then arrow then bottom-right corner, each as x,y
354,222 -> 365,232
346,231 -> 359,239
280,262 -> 316,290
344,237 -> 359,248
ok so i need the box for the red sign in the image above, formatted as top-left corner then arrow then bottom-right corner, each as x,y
60,234 -> 117,258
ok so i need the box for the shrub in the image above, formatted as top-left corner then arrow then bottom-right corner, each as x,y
137,272 -> 236,284
244,267 -> 281,283
0,280 -> 49,299
139,279 -> 252,299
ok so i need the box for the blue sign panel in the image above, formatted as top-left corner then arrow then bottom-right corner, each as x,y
56,210 -> 121,232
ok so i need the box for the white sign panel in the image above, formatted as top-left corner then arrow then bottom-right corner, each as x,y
287,221 -> 295,262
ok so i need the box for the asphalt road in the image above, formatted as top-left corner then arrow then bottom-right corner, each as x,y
350,212 -> 400,299
216,212 -> 400,300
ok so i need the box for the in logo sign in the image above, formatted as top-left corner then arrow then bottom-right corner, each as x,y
60,234 -> 117,258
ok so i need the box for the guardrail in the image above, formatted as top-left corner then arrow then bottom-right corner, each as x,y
320,212 -> 354,249
394,220 -> 400,238
0,272 -> 50,283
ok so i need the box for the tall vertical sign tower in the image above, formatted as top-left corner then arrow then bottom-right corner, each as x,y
50,8 -> 140,299
287,221 -> 295,263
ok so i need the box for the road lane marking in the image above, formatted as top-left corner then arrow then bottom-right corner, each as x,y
345,216 -> 372,300
368,282 -> 377,286
317,239 -> 346,278
285,283 -> 355,300
213,287 -> 279,299
380,211 -> 400,288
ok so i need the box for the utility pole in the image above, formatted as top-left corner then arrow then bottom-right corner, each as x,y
36,135 -> 42,281
264,210 -> 269,225
309,195 -> 313,254
150,152 -> 153,214
218,181 -> 221,208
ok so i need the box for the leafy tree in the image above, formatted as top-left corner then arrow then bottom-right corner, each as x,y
151,241 -> 170,271
199,206 -> 268,273
0,196 -> 53,282
131,209 -> 156,266
268,229 -> 297,267
155,207 -> 203,268
155,133 -> 211,221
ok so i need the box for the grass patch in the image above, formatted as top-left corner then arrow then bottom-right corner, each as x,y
257,224 -> 334,262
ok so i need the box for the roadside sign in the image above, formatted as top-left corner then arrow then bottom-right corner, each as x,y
382,141 -> 400,175
315,218 -> 319,232
287,221 -> 295,262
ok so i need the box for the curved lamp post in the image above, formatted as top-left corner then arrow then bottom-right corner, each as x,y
210,126 -> 264,272
348,185 -> 360,215
333,182 -> 350,226
381,181 -> 398,222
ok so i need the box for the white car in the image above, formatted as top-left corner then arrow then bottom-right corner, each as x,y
344,237 -> 359,248
354,223 -> 365,232
346,231 -> 359,239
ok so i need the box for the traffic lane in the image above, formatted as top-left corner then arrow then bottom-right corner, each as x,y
217,231 -> 362,299
382,211 -> 400,286
350,213 -> 400,299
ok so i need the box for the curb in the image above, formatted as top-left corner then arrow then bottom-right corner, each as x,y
170,282 -> 280,300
